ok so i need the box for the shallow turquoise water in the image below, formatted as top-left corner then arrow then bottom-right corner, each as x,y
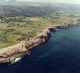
1,26 -> 80,73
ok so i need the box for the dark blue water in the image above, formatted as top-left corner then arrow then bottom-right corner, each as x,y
1,26 -> 80,73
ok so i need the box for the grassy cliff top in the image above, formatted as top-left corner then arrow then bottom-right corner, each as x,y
0,15 -> 74,48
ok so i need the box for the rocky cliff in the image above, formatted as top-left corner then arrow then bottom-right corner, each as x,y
0,23 -> 79,63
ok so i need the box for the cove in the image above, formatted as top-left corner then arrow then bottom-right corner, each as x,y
0,26 -> 80,73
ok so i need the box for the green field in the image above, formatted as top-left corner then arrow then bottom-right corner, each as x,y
0,15 -> 74,48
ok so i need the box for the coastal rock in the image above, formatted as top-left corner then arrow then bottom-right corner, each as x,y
0,44 -> 27,63
24,28 -> 51,50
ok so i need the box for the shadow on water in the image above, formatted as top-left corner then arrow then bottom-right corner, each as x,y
1,26 -> 80,73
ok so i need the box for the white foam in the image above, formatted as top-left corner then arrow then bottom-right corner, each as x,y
11,57 -> 21,64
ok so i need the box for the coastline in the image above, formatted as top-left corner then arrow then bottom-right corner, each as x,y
0,22 -> 79,63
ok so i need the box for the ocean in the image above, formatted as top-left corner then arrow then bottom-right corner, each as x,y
0,26 -> 80,73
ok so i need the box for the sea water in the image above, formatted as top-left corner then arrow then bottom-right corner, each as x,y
0,26 -> 80,73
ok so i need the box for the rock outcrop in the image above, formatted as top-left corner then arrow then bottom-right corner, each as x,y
0,44 -> 27,63
24,27 -> 52,50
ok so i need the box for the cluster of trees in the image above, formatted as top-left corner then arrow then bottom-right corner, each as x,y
0,5 -> 54,18
0,2 -> 80,18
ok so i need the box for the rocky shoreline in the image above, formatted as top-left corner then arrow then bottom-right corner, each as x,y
0,23 -> 79,63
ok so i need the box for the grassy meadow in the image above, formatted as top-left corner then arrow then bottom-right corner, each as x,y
0,15 -> 74,48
